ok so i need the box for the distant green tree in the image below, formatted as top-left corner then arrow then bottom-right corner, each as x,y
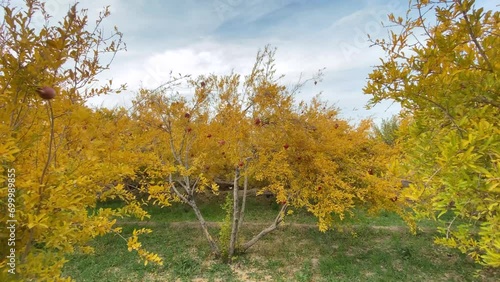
372,116 -> 400,146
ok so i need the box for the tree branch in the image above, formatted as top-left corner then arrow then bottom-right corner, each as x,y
241,203 -> 287,252
168,173 -> 221,256
237,170 -> 249,232
228,168 -> 240,261
457,0 -> 494,72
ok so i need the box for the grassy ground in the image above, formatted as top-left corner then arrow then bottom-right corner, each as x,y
63,194 -> 498,281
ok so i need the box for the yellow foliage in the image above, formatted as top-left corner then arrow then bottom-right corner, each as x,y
0,0 -> 405,273
0,1 -> 162,280
132,46 -> 401,238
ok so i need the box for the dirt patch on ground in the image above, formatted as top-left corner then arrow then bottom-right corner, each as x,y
231,265 -> 273,282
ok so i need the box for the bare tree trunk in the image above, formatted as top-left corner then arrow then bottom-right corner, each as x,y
241,203 -> 287,252
164,120 -> 221,256
228,168 -> 240,261
169,174 -> 221,256
191,200 -> 221,256
237,171 -> 248,232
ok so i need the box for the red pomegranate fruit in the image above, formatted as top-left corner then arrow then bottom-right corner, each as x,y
36,86 -> 56,100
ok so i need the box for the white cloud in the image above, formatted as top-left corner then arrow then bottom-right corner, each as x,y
12,0 -> 494,122
87,35 -> 401,122
26,0 -> 404,120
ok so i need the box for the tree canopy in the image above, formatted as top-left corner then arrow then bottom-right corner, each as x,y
364,0 -> 499,267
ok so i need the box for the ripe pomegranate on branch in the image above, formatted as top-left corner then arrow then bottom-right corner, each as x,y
36,86 -> 56,100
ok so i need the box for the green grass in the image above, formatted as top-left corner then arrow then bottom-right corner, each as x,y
97,193 -> 408,227
63,195 -> 499,281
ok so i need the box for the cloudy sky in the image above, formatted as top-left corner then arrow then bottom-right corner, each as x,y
13,0 -> 498,122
